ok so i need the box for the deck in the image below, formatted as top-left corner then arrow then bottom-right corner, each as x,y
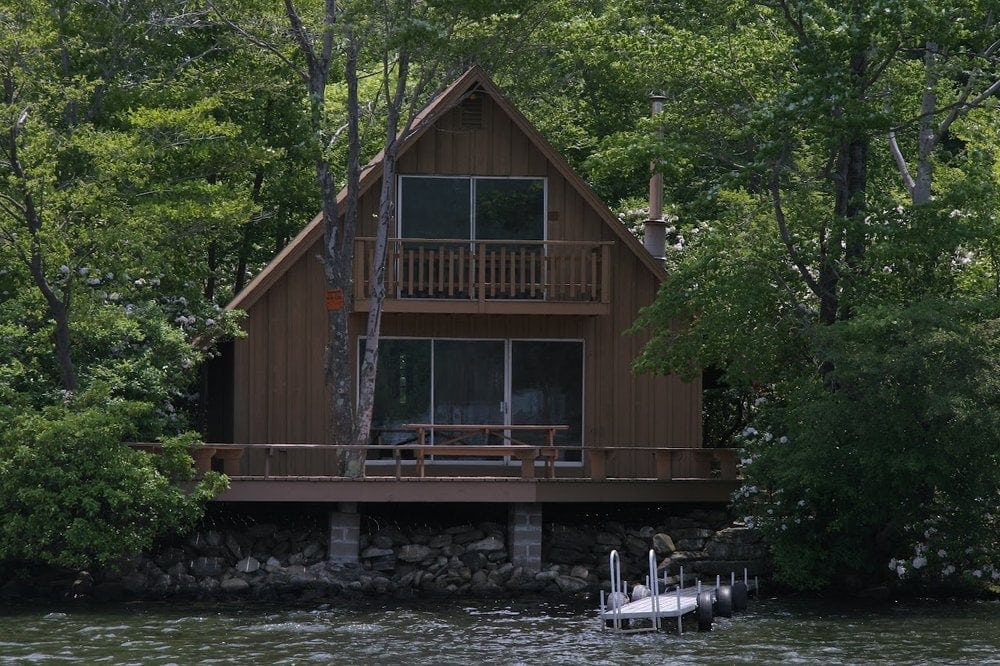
353,238 -> 613,315
133,441 -> 739,504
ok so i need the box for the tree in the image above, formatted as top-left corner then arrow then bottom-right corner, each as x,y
0,394 -> 226,570
216,0 -> 535,476
625,0 -> 1000,589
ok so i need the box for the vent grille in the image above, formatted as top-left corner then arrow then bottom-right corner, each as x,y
460,94 -> 484,129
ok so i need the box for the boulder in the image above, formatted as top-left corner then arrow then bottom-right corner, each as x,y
398,544 -> 433,562
653,533 -> 676,556
191,556 -> 226,578
466,536 -> 504,552
361,546 -> 395,559
428,533 -> 453,549
236,557 -> 260,574
220,577 -> 250,593
555,575 -> 589,593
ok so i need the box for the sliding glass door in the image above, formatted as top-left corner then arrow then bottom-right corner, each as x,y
367,338 -> 583,456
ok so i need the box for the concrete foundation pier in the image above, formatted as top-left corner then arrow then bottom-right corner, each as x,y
328,502 -> 360,564
508,502 -> 543,572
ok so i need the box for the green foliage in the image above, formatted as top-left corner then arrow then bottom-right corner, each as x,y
735,300 -> 1000,589
0,395 -> 227,570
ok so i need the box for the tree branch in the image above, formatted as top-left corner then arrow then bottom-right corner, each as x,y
887,130 -> 916,196
207,0 -> 308,82
770,164 -> 824,302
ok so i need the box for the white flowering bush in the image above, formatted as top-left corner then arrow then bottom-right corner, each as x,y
731,299 -> 1000,591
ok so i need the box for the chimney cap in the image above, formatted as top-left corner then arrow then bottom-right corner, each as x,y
649,92 -> 668,101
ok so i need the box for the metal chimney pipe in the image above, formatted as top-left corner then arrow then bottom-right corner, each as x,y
644,94 -> 667,260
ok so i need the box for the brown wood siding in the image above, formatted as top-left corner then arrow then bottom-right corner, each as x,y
229,94 -> 702,478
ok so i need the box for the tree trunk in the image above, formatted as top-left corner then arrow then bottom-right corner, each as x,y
326,25 -> 362,476
833,48 -> 870,323
912,42 -> 939,206
354,54 -> 410,461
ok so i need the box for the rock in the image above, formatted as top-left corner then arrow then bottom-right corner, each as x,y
264,557 -> 283,573
225,534 -> 243,559
191,556 -> 226,578
121,572 -> 147,595
398,544 -> 433,562
466,536 -> 504,552
460,551 -> 488,571
638,526 -> 655,538
595,532 -> 621,546
236,557 -> 260,574
361,546 -> 395,559
221,577 -> 250,593
247,523 -> 277,538
205,530 -> 224,548
428,533 -> 452,549
198,577 -> 220,595
303,543 -> 324,561
546,546 -> 585,564
670,527 -> 714,540
451,529 -> 485,545
154,547 -> 187,570
372,534 -> 394,549
624,535 -> 647,557
653,533 -> 676,556
570,565 -> 589,580
555,575 -> 589,593
675,539 -> 706,551
369,555 -> 396,572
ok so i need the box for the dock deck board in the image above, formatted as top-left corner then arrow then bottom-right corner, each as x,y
600,588 -> 701,621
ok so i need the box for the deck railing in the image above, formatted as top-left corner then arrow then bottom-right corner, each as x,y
130,443 -> 738,482
353,238 -> 613,304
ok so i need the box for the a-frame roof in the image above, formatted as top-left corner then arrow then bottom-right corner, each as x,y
227,66 -> 665,313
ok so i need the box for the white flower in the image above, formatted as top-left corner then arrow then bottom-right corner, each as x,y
972,570 -> 983,578
79,267 -> 89,276
87,277 -> 101,286
206,318 -> 215,326
912,556 -> 927,569
134,278 -> 146,286
942,564 -> 956,576
888,558 -> 898,571
937,549 -> 947,558
59,265 -> 70,274
896,565 -> 906,577
779,436 -> 788,444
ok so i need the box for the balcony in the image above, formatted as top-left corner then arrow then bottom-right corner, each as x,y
353,238 -> 612,315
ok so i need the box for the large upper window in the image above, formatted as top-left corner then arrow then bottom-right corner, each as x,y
399,176 -> 544,241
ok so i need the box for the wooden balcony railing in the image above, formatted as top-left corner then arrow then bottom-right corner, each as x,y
130,442 -> 738,482
353,238 -> 613,314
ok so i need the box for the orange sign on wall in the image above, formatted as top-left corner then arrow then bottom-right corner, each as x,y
325,288 -> 345,311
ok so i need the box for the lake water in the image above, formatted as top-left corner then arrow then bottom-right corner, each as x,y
1,596 -> 999,664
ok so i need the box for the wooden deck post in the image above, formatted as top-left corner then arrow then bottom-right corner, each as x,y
587,448 -> 607,481
654,450 -> 673,480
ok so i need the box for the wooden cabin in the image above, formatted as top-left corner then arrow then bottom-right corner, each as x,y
206,67 -> 736,515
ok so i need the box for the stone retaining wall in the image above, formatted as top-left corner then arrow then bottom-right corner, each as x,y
0,507 -> 769,603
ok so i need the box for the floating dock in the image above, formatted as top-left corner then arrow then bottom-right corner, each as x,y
598,549 -> 755,634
